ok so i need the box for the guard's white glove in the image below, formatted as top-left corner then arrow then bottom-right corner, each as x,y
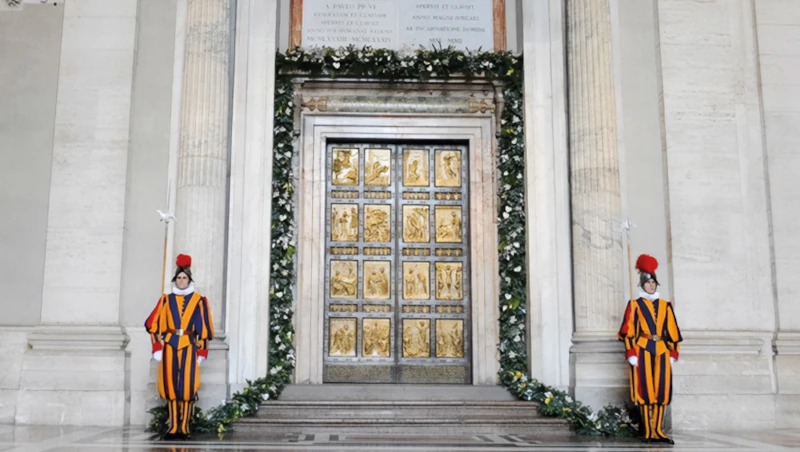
153,350 -> 163,362
197,356 -> 205,366
627,356 -> 638,367
670,357 -> 676,365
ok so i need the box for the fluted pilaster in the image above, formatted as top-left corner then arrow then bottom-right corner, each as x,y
567,0 -> 624,334
174,0 -> 232,328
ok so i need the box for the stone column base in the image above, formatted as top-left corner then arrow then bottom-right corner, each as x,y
16,325 -> 128,426
775,331 -> 800,428
569,334 -> 630,411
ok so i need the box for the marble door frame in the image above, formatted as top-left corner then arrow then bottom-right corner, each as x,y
294,114 -> 500,385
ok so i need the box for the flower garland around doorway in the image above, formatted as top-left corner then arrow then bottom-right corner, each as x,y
147,45 -> 636,438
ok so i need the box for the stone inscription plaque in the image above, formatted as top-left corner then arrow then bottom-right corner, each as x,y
301,0 -> 494,51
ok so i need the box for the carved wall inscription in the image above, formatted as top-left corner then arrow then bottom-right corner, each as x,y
300,0 -> 495,51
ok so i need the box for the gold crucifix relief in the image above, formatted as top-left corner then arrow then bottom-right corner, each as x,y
435,262 -> 463,300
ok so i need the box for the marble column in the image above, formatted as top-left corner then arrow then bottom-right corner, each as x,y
166,0 -> 233,408
226,0 -> 280,389
566,0 -> 626,408
520,0 -> 573,388
173,0 -> 232,329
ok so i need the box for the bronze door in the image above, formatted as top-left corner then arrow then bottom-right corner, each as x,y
323,142 -> 471,384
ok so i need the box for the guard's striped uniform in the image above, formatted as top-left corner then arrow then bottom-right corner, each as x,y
145,292 -> 214,435
617,297 -> 682,440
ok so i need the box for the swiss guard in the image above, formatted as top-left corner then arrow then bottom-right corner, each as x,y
144,254 -> 215,439
617,254 -> 683,444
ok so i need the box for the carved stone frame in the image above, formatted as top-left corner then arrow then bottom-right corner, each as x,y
292,78 -> 502,385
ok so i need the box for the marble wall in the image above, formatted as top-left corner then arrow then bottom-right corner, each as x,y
0,2 -> 63,425
754,0 -> 800,428
656,0 -> 783,430
121,0 -> 179,426
0,5 -> 63,326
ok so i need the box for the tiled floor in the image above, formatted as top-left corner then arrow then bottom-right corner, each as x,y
0,426 -> 798,451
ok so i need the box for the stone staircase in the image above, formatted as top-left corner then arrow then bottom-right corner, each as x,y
233,385 -> 573,436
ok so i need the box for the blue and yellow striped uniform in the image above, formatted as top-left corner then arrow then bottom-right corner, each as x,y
617,297 -> 682,440
144,292 -> 214,435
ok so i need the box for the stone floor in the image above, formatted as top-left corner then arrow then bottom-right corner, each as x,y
0,426 -> 798,451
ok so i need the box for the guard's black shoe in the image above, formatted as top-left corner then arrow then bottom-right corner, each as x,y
657,437 -> 675,445
163,432 -> 181,441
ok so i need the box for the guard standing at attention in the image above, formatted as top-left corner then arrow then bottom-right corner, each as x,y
617,254 -> 683,444
144,254 -> 215,440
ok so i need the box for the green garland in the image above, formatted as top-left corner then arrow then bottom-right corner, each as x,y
147,45 -> 637,438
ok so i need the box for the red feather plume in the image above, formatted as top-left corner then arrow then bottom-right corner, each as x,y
176,254 -> 192,268
635,254 -> 658,274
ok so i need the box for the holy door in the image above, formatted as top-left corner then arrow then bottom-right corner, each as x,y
323,142 -> 471,383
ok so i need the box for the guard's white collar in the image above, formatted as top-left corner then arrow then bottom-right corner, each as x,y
172,283 -> 195,296
638,291 -> 660,301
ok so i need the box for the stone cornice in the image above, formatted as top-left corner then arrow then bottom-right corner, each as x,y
292,77 -> 506,136
570,330 -> 776,356
28,325 -> 129,351
775,331 -> 800,355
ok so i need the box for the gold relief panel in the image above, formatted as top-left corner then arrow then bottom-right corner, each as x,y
402,319 -> 430,358
363,261 -> 391,299
363,304 -> 392,313
331,204 -> 358,242
330,247 -> 358,255
436,319 -> 464,358
364,149 -> 391,186
402,305 -> 431,313
402,192 -> 430,200
402,248 -> 431,256
403,149 -> 429,187
436,305 -> 464,314
403,262 -> 430,300
434,149 -> 462,187
364,247 -> 391,256
364,191 -> 392,199
435,262 -> 463,300
330,304 -> 358,312
331,191 -> 359,199
434,248 -> 462,257
435,206 -> 463,243
402,205 -> 430,243
435,193 -> 462,201
330,260 -> 357,299
364,205 -> 391,243
363,318 -> 391,357
328,318 -> 357,357
331,148 -> 359,186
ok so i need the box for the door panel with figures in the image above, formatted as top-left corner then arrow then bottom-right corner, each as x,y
324,142 -> 471,383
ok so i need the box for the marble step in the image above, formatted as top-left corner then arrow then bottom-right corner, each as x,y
278,384 -> 517,401
235,400 -> 573,436
255,400 -> 543,420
